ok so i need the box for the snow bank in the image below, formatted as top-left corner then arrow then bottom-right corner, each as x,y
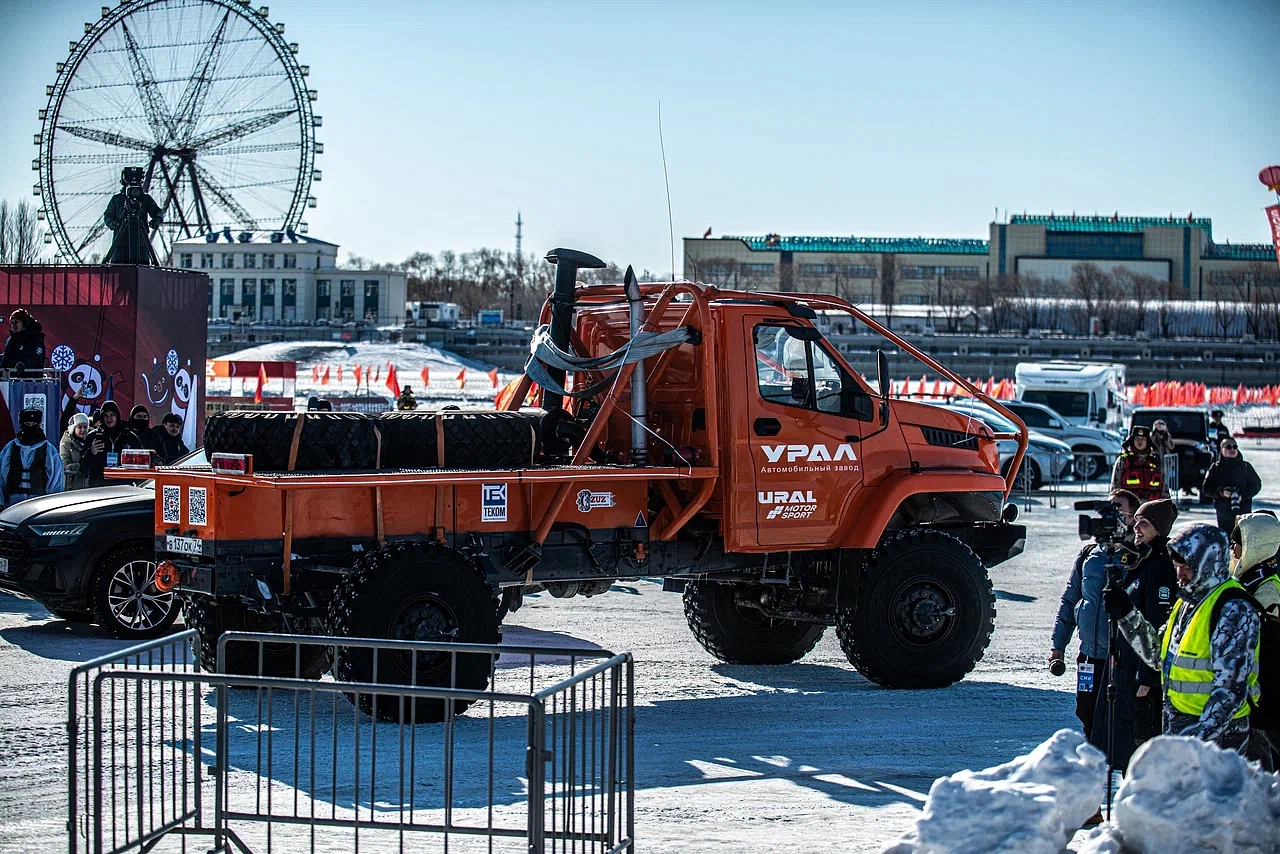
882,728 -> 1105,854
1105,735 -> 1280,854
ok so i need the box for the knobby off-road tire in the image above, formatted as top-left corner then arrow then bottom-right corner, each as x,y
683,581 -> 826,664
326,542 -> 500,723
89,544 -> 178,640
836,529 -> 995,689
377,411 -> 540,470
183,596 -> 329,679
204,411 -> 380,471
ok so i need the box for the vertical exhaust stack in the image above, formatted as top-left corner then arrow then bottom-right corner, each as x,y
542,248 -> 605,414
624,266 -> 647,465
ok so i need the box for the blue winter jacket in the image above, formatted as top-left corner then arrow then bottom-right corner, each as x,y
0,437 -> 64,507
1052,543 -> 1112,659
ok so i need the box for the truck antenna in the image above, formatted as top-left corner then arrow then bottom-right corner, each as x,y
659,101 -> 675,282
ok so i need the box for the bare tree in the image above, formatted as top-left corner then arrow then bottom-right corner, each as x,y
1069,262 -> 1123,335
865,254 -> 900,330
0,198 -> 43,264
1156,278 -> 1180,339
972,275 -> 1011,332
692,256 -> 739,288
937,276 -> 971,332
1212,294 -> 1237,339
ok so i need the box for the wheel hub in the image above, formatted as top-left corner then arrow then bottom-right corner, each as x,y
394,600 -> 458,644
896,585 -> 955,640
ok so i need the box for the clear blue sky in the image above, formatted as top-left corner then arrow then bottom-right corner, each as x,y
1,0 -> 1276,274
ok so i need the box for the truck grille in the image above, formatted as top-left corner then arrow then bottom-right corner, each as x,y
0,528 -> 32,571
921,427 -> 980,451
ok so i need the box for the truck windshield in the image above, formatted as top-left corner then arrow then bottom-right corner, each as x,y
1021,390 -> 1091,419
1130,412 -> 1206,440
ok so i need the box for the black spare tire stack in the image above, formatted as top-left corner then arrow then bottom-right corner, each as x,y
203,409 -> 540,472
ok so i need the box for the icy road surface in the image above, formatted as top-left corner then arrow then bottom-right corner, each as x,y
4,441 -> 1279,852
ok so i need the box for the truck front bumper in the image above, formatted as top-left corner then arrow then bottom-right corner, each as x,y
960,522 -> 1027,568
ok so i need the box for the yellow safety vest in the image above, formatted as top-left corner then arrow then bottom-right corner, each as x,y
1161,579 -> 1261,719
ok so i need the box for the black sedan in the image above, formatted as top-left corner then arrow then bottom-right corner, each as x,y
0,451 -> 204,638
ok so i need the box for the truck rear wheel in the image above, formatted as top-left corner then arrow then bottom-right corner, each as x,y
184,596 -> 329,679
683,581 -> 825,664
326,543 -> 499,723
836,529 -> 994,688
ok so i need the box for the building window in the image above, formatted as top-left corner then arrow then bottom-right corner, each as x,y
901,294 -> 930,305
363,280 -> 379,320
179,253 -> 193,268
219,278 -> 235,317
222,253 -> 235,269
942,266 -> 980,280
283,253 -> 297,269
740,263 -> 775,275
243,253 -> 256,269
315,279 -> 330,320
900,266 -> 929,279
263,254 -> 276,269
1045,232 -> 1143,260
200,253 -> 213,269
260,279 -> 276,303
240,279 -> 256,319
799,263 -> 876,278
339,280 -> 356,320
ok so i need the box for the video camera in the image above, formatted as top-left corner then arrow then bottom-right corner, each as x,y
1075,499 -> 1127,545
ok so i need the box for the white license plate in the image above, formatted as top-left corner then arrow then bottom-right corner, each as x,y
165,535 -> 203,556
0,557 -> 7,576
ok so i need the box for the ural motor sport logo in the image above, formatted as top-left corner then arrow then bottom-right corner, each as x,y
759,489 -> 818,520
576,489 -> 616,513
759,443 -> 859,474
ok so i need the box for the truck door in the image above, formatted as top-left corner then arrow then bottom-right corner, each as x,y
745,321 -> 873,548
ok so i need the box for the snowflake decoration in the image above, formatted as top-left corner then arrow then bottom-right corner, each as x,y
166,349 -> 179,376
50,344 -> 75,372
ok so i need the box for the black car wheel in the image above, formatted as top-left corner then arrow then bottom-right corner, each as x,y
90,544 -> 178,639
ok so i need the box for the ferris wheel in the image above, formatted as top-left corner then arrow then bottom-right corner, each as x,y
34,0 -> 321,263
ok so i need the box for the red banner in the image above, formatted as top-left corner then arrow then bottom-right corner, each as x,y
1267,204 -> 1280,268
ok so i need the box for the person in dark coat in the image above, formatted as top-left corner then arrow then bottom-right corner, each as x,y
0,309 -> 47,373
1208,410 -> 1231,456
0,408 -> 64,507
129,405 -> 151,437
143,413 -> 190,466
103,167 -> 162,265
396,385 -> 419,411
1110,426 -> 1165,503
1202,439 -> 1262,533
81,401 -> 142,487
1090,498 -> 1180,771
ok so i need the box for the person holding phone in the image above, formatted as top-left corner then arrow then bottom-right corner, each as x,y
81,400 -> 142,487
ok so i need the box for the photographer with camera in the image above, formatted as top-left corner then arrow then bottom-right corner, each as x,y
1051,489 -> 1141,739
1106,523 -> 1261,753
103,167 -> 162,265
1202,439 -> 1260,534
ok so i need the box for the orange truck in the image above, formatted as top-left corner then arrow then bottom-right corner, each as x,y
137,249 -> 1028,717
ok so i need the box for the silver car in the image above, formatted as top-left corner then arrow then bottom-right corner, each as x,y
942,402 -> 1074,490
1002,400 -> 1123,482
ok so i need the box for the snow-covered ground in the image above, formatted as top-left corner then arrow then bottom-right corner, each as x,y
4,438 -> 1280,852
210,340 -> 521,408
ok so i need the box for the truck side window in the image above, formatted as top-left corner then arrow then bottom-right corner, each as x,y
754,325 -> 862,417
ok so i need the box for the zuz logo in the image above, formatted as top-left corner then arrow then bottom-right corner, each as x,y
481,483 -> 507,522
759,489 -> 818,520
762,444 -> 857,463
576,489 -> 615,512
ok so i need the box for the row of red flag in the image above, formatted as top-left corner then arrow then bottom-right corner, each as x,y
893,375 -> 1280,409
305,363 -> 501,394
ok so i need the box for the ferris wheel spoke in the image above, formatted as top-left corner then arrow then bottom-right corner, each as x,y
155,158 -> 193,238
185,160 -> 214,234
119,22 -> 176,144
204,142 -> 301,157
173,10 -> 231,144
57,124 -> 154,152
193,163 -> 259,229
190,108 -> 296,149
76,220 -> 108,256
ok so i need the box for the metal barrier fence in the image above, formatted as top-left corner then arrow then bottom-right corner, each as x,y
69,631 -> 634,854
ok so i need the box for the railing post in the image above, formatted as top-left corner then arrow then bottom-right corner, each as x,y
526,700 -> 547,854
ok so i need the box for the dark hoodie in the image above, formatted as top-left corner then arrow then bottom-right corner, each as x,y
1202,451 -> 1261,524
128,404 -> 151,436
0,318 -> 46,372
81,401 -> 142,486
1118,523 -> 1260,748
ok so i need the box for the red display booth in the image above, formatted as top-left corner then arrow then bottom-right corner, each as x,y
0,265 -> 209,448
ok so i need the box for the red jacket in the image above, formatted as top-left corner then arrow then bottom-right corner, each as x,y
1113,451 -> 1164,502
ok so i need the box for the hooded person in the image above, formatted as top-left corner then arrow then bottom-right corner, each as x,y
128,404 -> 151,435
59,411 -> 91,490
1149,419 -> 1175,461
1106,522 -> 1262,752
0,309 -> 46,374
1202,437 -> 1261,533
143,412 -> 190,466
0,408 -> 64,507
1110,426 -> 1165,503
81,400 -> 142,487
1230,512 -> 1280,769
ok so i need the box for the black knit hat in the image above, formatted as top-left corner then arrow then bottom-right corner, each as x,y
1136,498 -> 1179,537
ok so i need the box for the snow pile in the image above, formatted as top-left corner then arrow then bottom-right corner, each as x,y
1099,735 -> 1280,854
213,340 -> 521,408
882,729 -> 1105,854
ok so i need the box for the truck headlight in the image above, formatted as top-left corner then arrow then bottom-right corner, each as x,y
29,524 -> 88,546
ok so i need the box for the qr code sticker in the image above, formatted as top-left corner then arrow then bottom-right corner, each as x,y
187,487 -> 207,527
162,485 -> 181,524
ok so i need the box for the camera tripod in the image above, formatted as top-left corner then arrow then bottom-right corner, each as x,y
1099,540 -> 1132,821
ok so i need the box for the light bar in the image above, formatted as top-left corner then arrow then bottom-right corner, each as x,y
117,448 -> 154,469
210,453 -> 253,475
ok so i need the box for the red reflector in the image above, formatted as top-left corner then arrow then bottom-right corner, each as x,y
210,453 -> 252,475
118,448 -> 154,469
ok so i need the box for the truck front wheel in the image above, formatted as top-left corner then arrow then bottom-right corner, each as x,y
683,581 -> 825,665
184,596 -> 329,679
836,530 -> 994,688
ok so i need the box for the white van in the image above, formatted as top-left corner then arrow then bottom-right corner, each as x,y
1014,361 -> 1127,428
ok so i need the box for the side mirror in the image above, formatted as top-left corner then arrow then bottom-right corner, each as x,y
876,349 -> 890,399
1049,419 -> 1062,429
1095,410 -> 1107,423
